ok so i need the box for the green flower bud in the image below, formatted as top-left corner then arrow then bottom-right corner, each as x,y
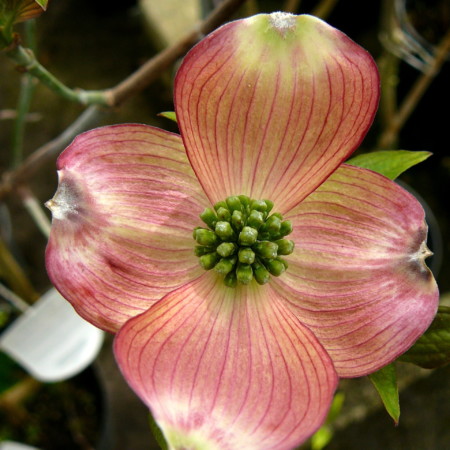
253,241 -> 278,259
199,252 -> 219,270
275,239 -> 295,255
266,258 -> 286,276
216,242 -> 237,257
250,199 -> 268,212
238,226 -> 258,246
215,221 -> 235,240
214,201 -> 228,211
226,196 -> 243,213
263,199 -> 274,213
236,263 -> 253,284
261,214 -> 281,235
231,210 -> 245,231
215,256 -> 237,275
195,228 -> 219,246
278,220 -> 293,237
200,208 -> 218,229
216,206 -> 231,222
253,261 -> 270,285
194,245 -> 214,256
247,210 -> 264,230
224,271 -> 237,288
238,195 -> 251,208
193,226 -> 202,239
238,247 -> 255,264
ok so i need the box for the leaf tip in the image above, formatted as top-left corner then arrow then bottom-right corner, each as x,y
158,111 -> 178,123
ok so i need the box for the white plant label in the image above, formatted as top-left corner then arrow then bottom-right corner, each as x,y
0,288 -> 104,382
0,442 -> 39,450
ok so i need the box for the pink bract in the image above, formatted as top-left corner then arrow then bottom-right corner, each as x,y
45,13 -> 438,450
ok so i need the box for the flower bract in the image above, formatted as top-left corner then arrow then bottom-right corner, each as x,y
45,12 -> 439,450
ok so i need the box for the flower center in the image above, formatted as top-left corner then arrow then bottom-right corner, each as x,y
193,195 -> 294,287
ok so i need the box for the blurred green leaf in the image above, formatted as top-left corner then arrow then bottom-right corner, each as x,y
148,411 -> 168,450
34,0 -> 47,9
400,306 -> 450,369
308,392 -> 345,450
0,0 -> 46,27
311,426 -> 333,450
347,150 -> 431,180
368,363 -> 400,424
15,0 -> 47,23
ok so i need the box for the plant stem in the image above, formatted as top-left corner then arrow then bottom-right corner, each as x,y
11,74 -> 37,168
11,20 -> 38,168
6,45 -> 111,106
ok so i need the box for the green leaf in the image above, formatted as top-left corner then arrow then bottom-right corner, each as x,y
148,412 -> 168,450
310,426 -> 333,450
347,150 -> 431,180
368,363 -> 400,424
308,392 -> 345,450
158,111 -> 177,123
400,305 -> 450,369
325,391 -> 345,423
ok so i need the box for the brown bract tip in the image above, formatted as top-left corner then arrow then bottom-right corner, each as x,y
45,171 -> 81,221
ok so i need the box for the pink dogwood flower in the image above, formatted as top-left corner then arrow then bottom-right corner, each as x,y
45,13 -> 438,449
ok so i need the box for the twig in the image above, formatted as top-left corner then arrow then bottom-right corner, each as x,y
377,51 -> 400,134
11,20 -> 39,168
0,281 -> 30,312
378,28 -> 450,149
0,109 -> 41,121
19,185 -> 51,238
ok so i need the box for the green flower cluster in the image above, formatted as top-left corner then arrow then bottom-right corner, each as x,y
194,195 -> 294,287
